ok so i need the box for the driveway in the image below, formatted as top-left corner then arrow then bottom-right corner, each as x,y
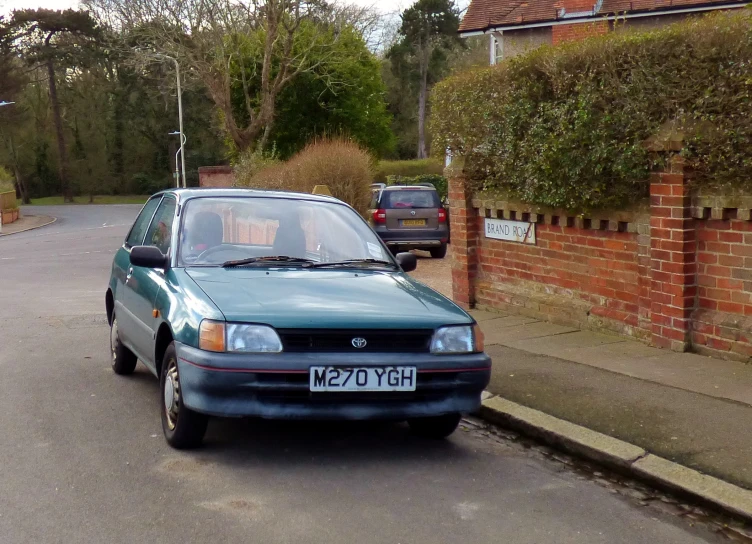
0,205 -> 722,543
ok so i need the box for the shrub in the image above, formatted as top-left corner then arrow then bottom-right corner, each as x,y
240,138 -> 374,215
131,172 -> 171,196
374,159 -> 445,183
386,174 -> 448,202
432,11 -> 752,212
234,147 -> 282,186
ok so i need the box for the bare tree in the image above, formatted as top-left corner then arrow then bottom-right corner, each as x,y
85,0 -> 365,153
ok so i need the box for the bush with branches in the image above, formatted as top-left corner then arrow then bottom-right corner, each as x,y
237,138 -> 374,215
432,11 -> 752,212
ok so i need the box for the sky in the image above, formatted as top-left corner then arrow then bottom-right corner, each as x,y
0,0 -> 451,16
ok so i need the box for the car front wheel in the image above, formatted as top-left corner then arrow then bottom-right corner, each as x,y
408,413 -> 462,439
110,316 -> 137,375
160,342 -> 208,449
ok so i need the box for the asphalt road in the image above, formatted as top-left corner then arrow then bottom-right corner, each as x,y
0,205 -> 726,544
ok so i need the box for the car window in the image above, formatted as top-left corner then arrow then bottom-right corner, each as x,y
144,197 -> 177,255
369,189 -> 381,209
125,197 -> 162,247
179,197 -> 391,266
385,190 -> 439,209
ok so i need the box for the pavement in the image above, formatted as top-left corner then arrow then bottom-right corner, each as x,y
413,246 -> 752,522
0,213 -> 56,236
0,205 -> 734,543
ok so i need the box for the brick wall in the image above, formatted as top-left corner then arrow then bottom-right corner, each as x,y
552,21 -> 609,45
468,205 -> 650,340
450,161 -> 752,362
198,166 -> 235,188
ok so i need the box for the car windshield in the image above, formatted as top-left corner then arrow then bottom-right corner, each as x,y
178,196 -> 394,267
385,190 -> 439,209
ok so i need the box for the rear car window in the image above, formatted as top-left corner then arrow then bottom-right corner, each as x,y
384,190 -> 440,209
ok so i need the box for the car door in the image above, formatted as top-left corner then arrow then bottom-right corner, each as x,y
114,196 -> 162,351
122,195 -> 177,368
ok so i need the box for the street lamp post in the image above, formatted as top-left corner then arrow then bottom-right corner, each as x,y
168,131 -> 186,189
148,54 -> 186,188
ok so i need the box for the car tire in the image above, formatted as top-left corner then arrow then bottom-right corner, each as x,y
160,342 -> 208,449
110,316 -> 138,375
429,243 -> 448,259
408,413 -> 462,439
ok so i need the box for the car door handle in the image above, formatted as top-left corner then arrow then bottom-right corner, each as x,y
126,267 -> 134,282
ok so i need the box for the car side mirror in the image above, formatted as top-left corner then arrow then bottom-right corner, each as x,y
130,246 -> 169,269
396,252 -> 417,273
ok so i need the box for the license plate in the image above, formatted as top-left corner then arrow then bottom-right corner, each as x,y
309,367 -> 417,392
401,219 -> 426,227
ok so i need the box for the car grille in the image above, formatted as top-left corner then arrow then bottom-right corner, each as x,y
277,329 -> 433,353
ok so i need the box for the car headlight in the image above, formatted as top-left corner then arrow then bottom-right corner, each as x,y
199,320 -> 283,353
430,325 -> 484,354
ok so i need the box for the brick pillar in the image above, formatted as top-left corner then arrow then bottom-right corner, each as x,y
447,167 -> 479,309
649,158 -> 696,351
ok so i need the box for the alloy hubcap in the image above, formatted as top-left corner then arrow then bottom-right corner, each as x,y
164,360 -> 180,430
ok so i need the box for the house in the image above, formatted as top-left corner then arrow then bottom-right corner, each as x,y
459,0 -> 749,63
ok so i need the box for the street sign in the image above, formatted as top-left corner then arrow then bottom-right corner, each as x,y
484,218 -> 536,245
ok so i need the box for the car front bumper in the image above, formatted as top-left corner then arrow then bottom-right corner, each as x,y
175,343 -> 491,420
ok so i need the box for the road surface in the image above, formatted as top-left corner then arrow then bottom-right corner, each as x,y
0,205 -> 727,543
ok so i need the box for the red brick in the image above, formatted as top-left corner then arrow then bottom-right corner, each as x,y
660,218 -> 689,230
697,253 -> 717,265
707,337 -> 732,351
717,278 -> 744,290
697,229 -> 719,242
652,335 -> 673,349
705,265 -> 732,277
719,255 -> 744,267
731,221 -> 752,232
650,184 -> 672,196
719,231 -> 744,243
730,244 -> 752,257
660,173 -> 685,185
704,242 -> 731,254
718,302 -> 745,314
662,327 -> 689,341
671,184 -> 687,196
651,207 -> 672,218
704,288 -> 732,301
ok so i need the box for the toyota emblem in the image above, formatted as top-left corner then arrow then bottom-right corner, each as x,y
351,337 -> 367,349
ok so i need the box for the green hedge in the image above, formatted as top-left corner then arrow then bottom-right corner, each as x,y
386,174 -> 448,202
432,11 -> 752,212
374,159 -> 445,183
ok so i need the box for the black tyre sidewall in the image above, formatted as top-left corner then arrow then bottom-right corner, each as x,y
409,413 -> 461,439
160,342 -> 208,449
430,243 -> 448,259
111,317 -> 137,375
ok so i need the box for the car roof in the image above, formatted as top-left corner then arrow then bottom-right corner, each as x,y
154,187 -> 343,205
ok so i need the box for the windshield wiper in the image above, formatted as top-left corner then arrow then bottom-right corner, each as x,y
222,256 -> 316,268
305,259 -> 398,269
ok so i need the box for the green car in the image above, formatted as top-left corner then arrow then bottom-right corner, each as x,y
106,189 -> 491,449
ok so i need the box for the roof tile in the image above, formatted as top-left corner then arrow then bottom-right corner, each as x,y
460,0 -> 742,32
